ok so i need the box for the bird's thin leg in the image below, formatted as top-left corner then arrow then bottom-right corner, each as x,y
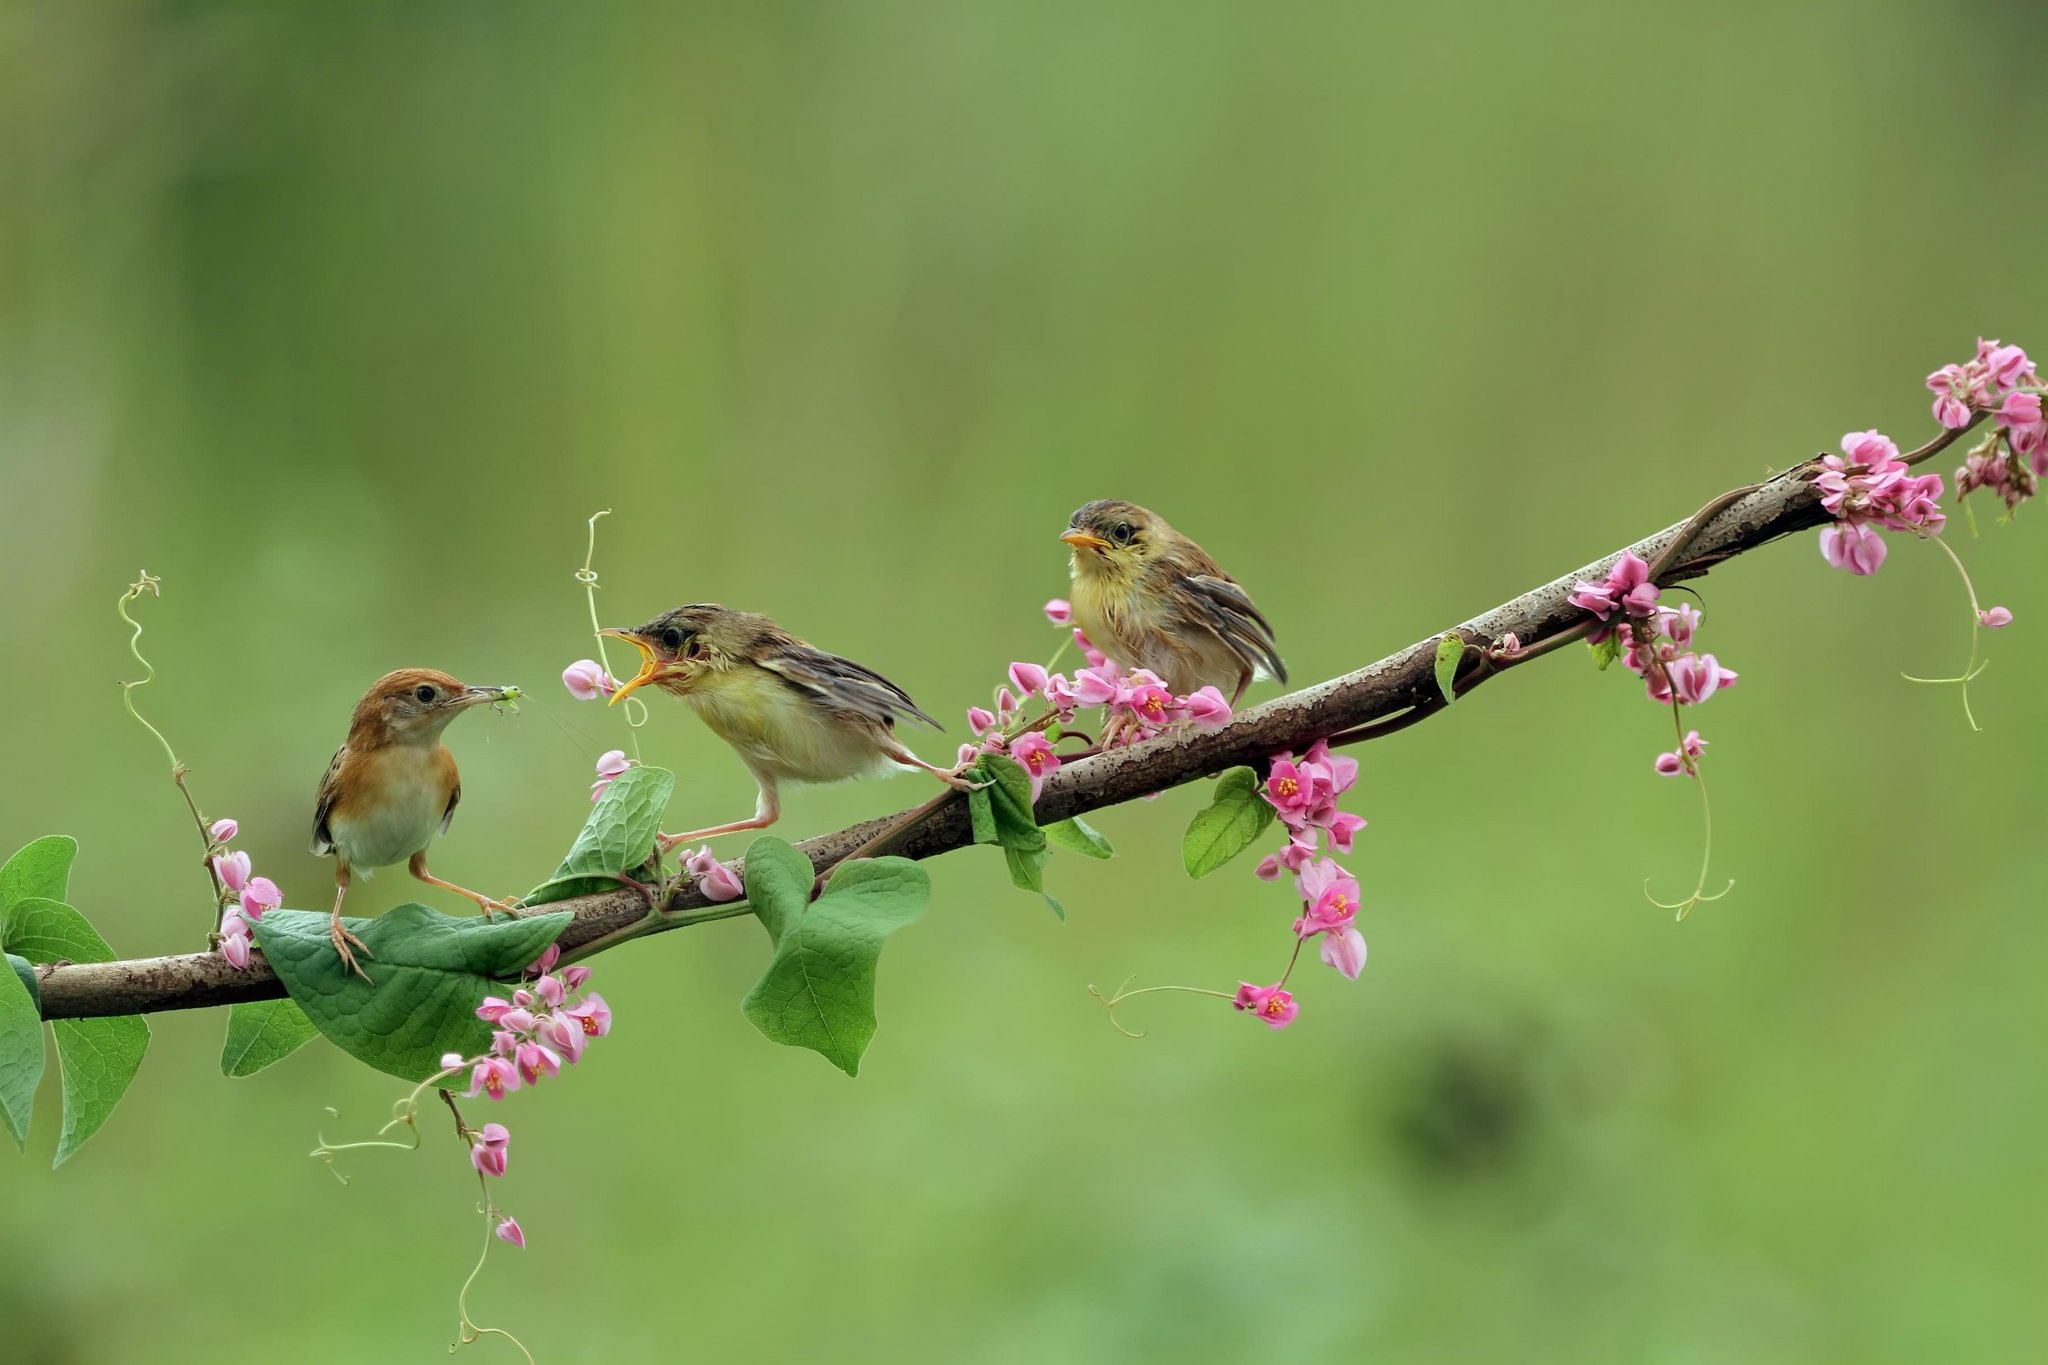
408,851 -> 521,919
883,741 -> 988,792
1229,670 -> 1253,708
329,869 -> 372,982
656,782 -> 780,853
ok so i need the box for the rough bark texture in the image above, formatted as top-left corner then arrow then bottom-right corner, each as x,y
37,459 -> 1838,1021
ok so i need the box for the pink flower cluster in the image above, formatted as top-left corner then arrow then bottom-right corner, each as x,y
461,965 -> 611,1102
562,660 -> 620,702
1255,740 -> 1369,985
1232,982 -> 1299,1029
209,819 -> 282,971
960,620 -> 1232,799
1937,339 -> 2047,514
1813,430 -> 1946,576
681,844 -> 744,901
1570,554 -> 1738,776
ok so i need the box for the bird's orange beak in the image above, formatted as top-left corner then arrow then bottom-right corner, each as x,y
1061,529 -> 1109,551
598,628 -> 664,706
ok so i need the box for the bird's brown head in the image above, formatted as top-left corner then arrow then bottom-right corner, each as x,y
348,668 -> 516,746
600,604 -> 758,704
1062,499 -> 1166,580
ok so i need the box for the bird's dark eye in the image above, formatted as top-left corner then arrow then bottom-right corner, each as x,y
414,685 -> 436,703
660,627 -> 685,652
1111,522 -> 1134,544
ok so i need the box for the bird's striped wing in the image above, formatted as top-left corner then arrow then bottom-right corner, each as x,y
310,745 -> 346,855
760,647 -> 941,730
1178,575 -> 1288,684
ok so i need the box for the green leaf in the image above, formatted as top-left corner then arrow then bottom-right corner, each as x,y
6,898 -> 150,1166
0,836 -> 76,940
220,998 -> 321,1078
741,839 -> 929,1077
966,782 -> 997,846
1043,816 -> 1114,860
250,905 -> 573,1082
0,943 -> 41,1152
1589,632 -> 1622,671
49,1018 -> 148,1168
1434,633 -> 1465,705
525,765 -> 675,905
5,955 -> 37,1011
1181,767 -> 1277,879
977,754 -> 1046,853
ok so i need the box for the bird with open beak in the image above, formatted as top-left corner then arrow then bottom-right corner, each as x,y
1061,498 -> 1286,705
311,668 -> 520,978
601,605 -> 971,851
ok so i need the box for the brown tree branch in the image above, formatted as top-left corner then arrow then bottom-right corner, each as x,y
38,427 -> 1970,1022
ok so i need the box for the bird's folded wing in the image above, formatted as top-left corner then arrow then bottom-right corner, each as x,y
1179,575 -> 1288,684
761,647 -> 942,729
310,745 -> 346,855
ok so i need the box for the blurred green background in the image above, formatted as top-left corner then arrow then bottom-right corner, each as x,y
4,2 -> 2045,1360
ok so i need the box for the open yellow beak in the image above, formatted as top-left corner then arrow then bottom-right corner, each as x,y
1061,529 -> 1110,551
597,628 -> 663,706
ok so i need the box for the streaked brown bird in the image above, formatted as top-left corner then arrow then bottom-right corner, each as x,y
601,605 -> 967,851
312,668 -> 519,977
1061,498 -> 1286,704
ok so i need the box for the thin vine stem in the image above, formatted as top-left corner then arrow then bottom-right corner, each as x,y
1901,530 -> 1993,732
577,509 -> 649,760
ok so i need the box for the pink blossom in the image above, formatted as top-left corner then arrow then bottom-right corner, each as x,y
541,1014 -> 587,1064
1320,927 -> 1367,979
1263,757 -> 1318,821
1232,982 -> 1300,1030
470,1122 -> 510,1177
220,930 -> 251,970
1072,666 -> 1123,707
1043,673 -> 1081,714
1819,522 -> 1888,576
1569,552 -> 1659,621
1181,686 -> 1231,730
1979,606 -> 2014,628
533,973 -> 566,1009
528,943 -> 560,976
207,818 -> 238,844
1074,628 -> 1109,669
239,877 -> 281,920
565,994 -> 612,1037
1927,363 -> 1975,429
562,660 -> 617,701
1299,739 -> 1359,802
1295,859 -> 1360,935
1009,732 -> 1059,799
213,851 -> 251,894
514,1041 -> 561,1086
1043,599 -> 1073,625
476,995 -> 515,1024
561,964 -> 591,990
496,1007 -> 538,1036
1324,810 -> 1367,854
684,845 -> 745,902
1654,730 -> 1708,776
1122,678 -> 1177,729
1652,654 -> 1739,706
2000,390 -> 2046,457
1254,828 -> 1318,881
495,1216 -> 525,1248
440,1052 -> 466,1071
1983,341 -> 2034,394
469,1056 -> 520,1101
966,706 -> 997,736
1008,662 -> 1050,697
590,749 -> 632,802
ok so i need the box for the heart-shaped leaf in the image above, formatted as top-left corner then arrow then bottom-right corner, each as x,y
250,905 -> 572,1081
0,947 -> 40,1152
525,765 -> 675,905
0,836 -> 76,940
220,998 -> 320,1078
5,897 -> 149,1166
977,754 -> 1045,853
740,838 -> 929,1077
1182,767 -> 1276,878
1043,816 -> 1114,860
